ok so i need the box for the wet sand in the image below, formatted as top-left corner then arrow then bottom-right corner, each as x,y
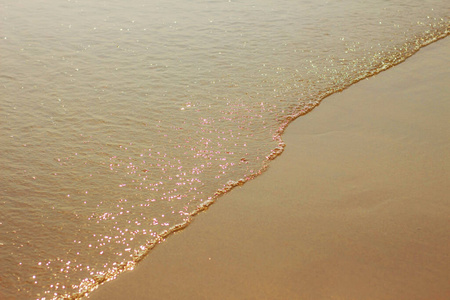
88,38 -> 450,300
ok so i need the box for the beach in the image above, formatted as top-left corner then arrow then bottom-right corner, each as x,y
88,38 -> 449,299
1,1 -> 449,298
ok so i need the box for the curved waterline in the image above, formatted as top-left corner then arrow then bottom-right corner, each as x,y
67,28 -> 450,300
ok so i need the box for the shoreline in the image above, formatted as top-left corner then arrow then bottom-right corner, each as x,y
88,37 -> 449,300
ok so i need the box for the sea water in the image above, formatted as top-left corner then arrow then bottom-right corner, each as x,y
0,0 -> 448,298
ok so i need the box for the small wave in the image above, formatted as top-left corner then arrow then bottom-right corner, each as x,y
62,26 -> 449,300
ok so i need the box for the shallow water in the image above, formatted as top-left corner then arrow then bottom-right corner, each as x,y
0,0 -> 448,298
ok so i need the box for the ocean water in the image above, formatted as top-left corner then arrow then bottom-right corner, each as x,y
0,0 -> 448,298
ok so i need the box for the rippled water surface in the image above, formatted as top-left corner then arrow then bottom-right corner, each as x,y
0,0 -> 448,298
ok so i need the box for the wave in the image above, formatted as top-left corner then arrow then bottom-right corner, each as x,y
65,23 -> 450,300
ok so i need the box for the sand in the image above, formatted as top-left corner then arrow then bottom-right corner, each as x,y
88,37 -> 450,300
